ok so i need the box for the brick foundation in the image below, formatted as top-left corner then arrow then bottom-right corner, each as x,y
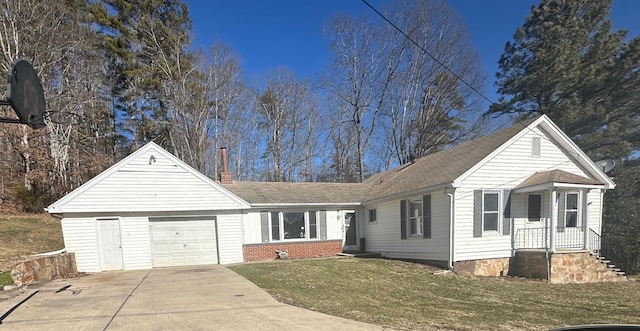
243,240 -> 343,262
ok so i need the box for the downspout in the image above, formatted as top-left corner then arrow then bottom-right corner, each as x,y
443,187 -> 455,270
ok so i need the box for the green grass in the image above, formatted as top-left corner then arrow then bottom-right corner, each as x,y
0,214 -> 64,271
0,270 -> 13,286
230,258 -> 640,331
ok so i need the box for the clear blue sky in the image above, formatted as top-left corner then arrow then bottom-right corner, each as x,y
183,0 -> 640,110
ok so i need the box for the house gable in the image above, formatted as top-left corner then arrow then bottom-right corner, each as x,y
453,116 -> 614,189
47,142 -> 249,213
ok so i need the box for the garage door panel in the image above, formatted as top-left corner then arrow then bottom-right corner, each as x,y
150,219 -> 218,267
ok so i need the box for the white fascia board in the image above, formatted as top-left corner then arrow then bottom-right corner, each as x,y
536,118 -> 615,190
250,202 -> 362,208
361,183 -> 453,206
513,182 -> 605,193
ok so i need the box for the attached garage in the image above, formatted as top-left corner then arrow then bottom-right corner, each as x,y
149,218 -> 218,267
48,142 -> 250,272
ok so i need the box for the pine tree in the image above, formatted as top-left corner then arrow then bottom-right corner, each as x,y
490,0 -> 640,160
89,0 -> 193,152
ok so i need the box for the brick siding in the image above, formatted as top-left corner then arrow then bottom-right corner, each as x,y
243,240 -> 343,262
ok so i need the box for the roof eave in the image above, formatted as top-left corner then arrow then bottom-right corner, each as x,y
362,183 -> 454,206
249,202 -> 362,208
514,182 -> 605,193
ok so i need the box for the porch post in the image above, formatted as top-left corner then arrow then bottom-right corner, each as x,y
583,189 -> 589,250
549,188 -> 557,252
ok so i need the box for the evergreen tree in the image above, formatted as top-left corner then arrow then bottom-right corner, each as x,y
489,0 -> 640,160
89,0 -> 193,152
603,161 -> 640,274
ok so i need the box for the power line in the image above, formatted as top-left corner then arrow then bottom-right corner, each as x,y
360,0 -> 495,106
360,0 -> 566,149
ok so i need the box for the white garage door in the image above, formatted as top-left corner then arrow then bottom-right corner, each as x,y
149,218 -> 218,267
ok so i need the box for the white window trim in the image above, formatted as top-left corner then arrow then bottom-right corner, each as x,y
368,208 -> 377,223
409,199 -> 423,237
563,192 -> 581,228
269,210 -> 322,242
482,189 -> 502,234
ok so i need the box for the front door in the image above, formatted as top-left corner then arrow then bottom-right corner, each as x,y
97,218 -> 123,270
343,211 -> 358,251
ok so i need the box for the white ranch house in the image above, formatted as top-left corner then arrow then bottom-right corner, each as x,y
47,115 -> 624,283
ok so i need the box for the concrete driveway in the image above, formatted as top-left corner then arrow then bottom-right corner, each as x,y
0,266 -> 392,330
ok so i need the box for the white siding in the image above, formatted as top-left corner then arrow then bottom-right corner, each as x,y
455,128 -> 600,262
56,149 -> 243,213
365,192 -> 450,261
217,213 -> 244,264
586,189 -> 603,234
243,211 -> 262,243
120,217 -> 152,270
61,218 -> 101,272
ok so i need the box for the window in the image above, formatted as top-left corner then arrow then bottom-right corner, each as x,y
483,191 -> 499,231
270,212 -> 280,240
400,195 -> 431,239
283,212 -> 305,239
262,210 -> 325,242
528,194 -> 542,222
474,189 -> 509,237
368,208 -> 377,223
409,200 -> 423,235
532,136 -> 541,157
565,193 -> 579,227
308,211 -> 317,239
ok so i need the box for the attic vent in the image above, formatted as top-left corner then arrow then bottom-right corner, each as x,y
532,137 -> 541,157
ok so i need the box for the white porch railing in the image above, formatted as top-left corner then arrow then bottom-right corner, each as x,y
515,227 -> 588,250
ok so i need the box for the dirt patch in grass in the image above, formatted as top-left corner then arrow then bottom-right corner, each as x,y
230,258 -> 640,331
0,214 -> 64,271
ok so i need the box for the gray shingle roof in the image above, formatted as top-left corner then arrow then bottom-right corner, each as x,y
515,169 -> 604,189
222,181 -> 367,205
222,117 -> 540,204
361,118 -> 538,201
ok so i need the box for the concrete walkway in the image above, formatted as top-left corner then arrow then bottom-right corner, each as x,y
0,266 -> 393,330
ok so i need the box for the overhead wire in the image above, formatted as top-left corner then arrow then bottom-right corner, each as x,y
360,0 -> 566,148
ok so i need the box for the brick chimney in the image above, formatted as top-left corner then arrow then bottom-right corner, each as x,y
220,147 -> 233,184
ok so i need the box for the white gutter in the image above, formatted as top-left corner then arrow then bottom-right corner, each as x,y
443,187 -> 455,270
362,183 -> 451,206
250,202 -> 362,208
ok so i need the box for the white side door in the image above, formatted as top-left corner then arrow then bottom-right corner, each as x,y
97,218 -> 123,270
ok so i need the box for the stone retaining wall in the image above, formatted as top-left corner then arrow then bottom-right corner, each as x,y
509,250 -> 623,283
453,250 -> 624,283
11,252 -> 77,286
453,257 -> 511,276
243,240 -> 343,262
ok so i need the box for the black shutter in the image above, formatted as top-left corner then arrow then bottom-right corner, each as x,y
260,211 -> 269,242
473,190 -> 482,237
423,195 -> 431,239
400,199 -> 407,239
503,189 -> 511,235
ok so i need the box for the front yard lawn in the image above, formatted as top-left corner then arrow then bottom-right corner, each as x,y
230,258 -> 640,331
